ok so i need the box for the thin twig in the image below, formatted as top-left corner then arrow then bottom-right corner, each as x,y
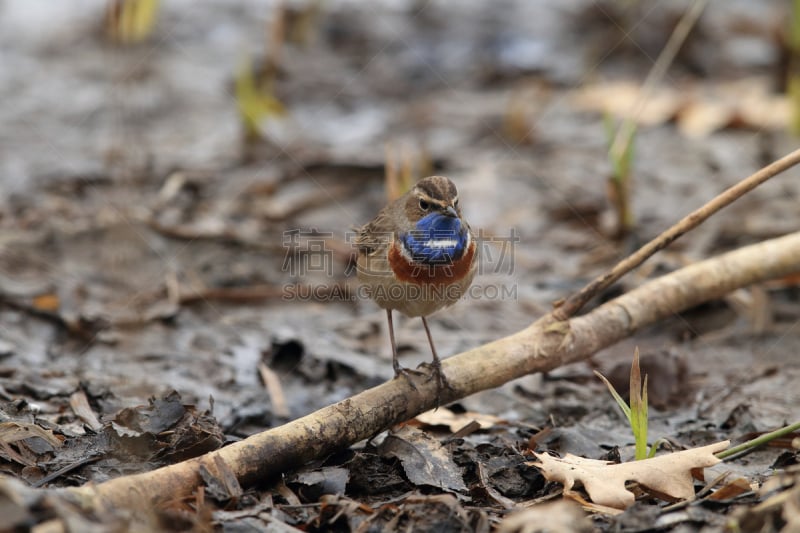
554,146 -> 800,320
31,455 -> 103,488
608,0 -> 709,163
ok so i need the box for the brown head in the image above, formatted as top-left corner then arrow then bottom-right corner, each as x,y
401,176 -> 462,225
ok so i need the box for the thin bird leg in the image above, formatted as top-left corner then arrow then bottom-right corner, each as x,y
387,309 -> 418,390
421,316 -> 454,404
387,309 -> 401,375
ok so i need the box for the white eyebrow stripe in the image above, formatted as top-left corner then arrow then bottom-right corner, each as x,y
424,239 -> 459,249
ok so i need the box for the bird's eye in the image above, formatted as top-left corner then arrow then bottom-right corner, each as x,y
419,199 -> 430,211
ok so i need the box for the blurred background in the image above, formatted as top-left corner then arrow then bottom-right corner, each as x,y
0,0 -> 798,445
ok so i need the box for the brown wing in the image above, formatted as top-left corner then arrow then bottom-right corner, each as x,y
356,209 -> 393,256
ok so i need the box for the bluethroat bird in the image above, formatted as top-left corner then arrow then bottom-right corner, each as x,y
356,176 -> 477,400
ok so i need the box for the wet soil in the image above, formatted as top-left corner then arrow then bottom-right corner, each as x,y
0,1 -> 798,531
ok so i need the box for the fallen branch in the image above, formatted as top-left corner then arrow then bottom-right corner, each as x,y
65,230 -> 800,513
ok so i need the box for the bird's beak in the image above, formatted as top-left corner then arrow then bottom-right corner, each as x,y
443,206 -> 458,218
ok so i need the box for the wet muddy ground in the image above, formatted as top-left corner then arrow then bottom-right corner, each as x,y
0,1 -> 798,531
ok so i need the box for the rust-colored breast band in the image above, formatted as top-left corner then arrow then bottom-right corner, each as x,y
388,240 -> 475,285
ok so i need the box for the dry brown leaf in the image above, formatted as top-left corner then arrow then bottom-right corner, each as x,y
734,466 -> 800,532
69,391 -> 103,431
379,426 -> 468,493
476,462 -> 518,510
497,499 -> 594,533
572,81 -> 681,126
679,78 -> 790,137
0,422 -> 64,447
530,440 -> 729,509
707,477 -> 753,501
758,465 -> 799,497
562,489 -> 625,516
258,362 -> 290,419
784,484 -> 800,532
32,293 -> 60,312
677,100 -> 736,138
572,77 -> 790,138
414,407 -> 505,432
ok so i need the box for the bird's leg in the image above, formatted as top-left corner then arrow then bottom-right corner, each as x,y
387,309 -> 400,375
387,309 -> 419,390
421,316 -> 454,406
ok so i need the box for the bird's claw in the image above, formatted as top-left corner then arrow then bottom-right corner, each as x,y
393,366 -> 423,391
418,361 -> 454,408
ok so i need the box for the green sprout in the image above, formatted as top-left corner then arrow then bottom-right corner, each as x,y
503,90 -> 534,146
604,113 -> 636,238
595,347 -> 659,460
595,350 -> 799,463
600,0 -> 707,237
789,0 -> 800,135
234,56 -> 286,143
106,0 -> 160,44
716,421 -> 800,460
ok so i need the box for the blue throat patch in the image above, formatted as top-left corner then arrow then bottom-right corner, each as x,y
401,212 -> 468,265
